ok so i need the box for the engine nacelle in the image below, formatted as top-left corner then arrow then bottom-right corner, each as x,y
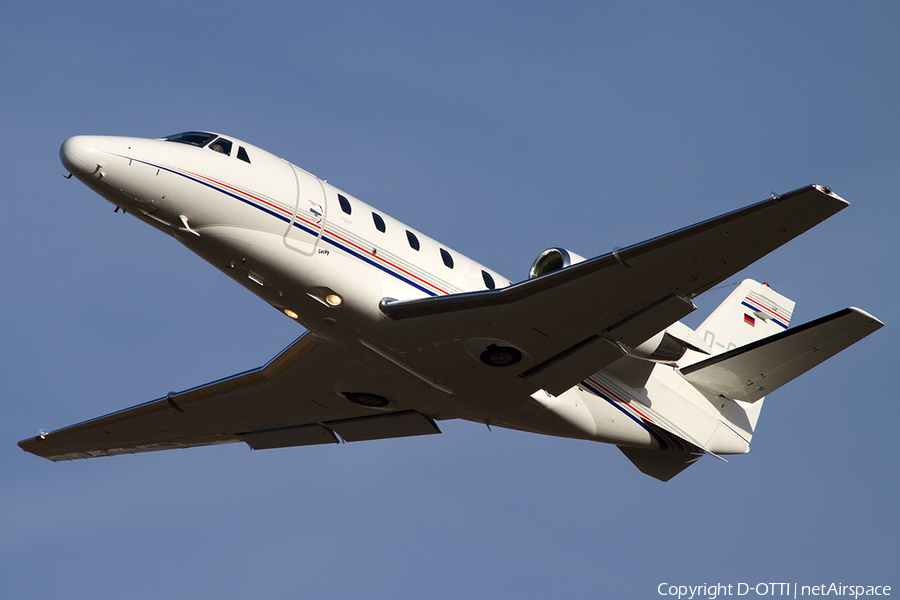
628,322 -> 713,364
528,247 -> 587,279
629,331 -> 689,363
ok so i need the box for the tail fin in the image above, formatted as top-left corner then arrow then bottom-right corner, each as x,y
679,279 -> 796,440
681,281 -> 883,445
686,279 -> 796,362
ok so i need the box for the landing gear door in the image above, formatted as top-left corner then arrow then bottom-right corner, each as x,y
282,162 -> 327,256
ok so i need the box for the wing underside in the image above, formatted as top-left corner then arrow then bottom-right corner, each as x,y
19,333 -> 443,461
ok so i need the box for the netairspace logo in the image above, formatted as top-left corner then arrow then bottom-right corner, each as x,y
657,583 -> 892,599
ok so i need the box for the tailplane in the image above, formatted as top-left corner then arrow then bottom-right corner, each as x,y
682,307 -> 884,404
681,281 -> 882,448
613,280 -> 883,481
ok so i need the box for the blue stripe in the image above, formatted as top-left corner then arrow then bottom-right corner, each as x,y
581,379 -> 669,450
741,301 -> 788,329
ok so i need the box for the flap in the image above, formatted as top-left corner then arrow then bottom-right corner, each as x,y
239,424 -> 339,450
327,411 -> 441,442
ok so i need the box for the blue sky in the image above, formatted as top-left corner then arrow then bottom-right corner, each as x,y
2,2 -> 898,598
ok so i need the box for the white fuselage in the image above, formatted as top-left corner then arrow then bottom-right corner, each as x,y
61,134 -> 508,333
60,133 -> 748,456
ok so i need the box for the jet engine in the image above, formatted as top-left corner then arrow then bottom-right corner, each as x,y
528,247 -> 587,279
628,331 -> 690,363
627,322 -> 713,364
528,248 -> 711,365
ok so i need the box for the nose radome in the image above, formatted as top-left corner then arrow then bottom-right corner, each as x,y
60,136 -> 122,176
60,136 -> 95,175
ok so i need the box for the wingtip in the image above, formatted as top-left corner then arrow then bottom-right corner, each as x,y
18,435 -> 39,450
847,307 -> 885,328
780,185 -> 849,210
17,436 -> 55,460
812,184 -> 850,207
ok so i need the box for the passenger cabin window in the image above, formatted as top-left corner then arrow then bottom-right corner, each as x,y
164,131 -> 218,147
209,137 -> 233,156
440,248 -> 454,269
338,194 -> 352,215
372,212 -> 386,233
406,230 -> 420,251
237,146 -> 251,163
482,270 -> 495,289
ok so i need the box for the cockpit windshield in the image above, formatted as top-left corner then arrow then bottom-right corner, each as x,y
164,131 -> 218,148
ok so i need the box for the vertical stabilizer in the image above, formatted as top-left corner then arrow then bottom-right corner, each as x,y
677,279 -> 795,445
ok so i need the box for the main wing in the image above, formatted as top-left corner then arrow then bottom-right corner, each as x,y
19,333 -> 443,461
380,185 -> 850,399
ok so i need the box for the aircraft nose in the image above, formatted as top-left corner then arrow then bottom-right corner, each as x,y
60,136 -> 122,177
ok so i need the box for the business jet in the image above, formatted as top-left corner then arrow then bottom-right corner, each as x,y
19,131 -> 883,480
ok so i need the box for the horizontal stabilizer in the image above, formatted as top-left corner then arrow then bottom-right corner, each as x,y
680,307 -> 883,403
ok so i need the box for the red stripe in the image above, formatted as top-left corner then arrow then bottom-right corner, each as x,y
590,377 -> 692,452
587,377 -> 655,424
745,296 -> 789,323
179,168 -> 451,295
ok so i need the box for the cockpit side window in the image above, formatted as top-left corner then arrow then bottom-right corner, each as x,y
164,132 -> 218,148
209,137 -> 233,156
237,146 -> 251,164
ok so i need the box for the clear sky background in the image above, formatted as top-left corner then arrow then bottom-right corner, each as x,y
2,2 -> 898,598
